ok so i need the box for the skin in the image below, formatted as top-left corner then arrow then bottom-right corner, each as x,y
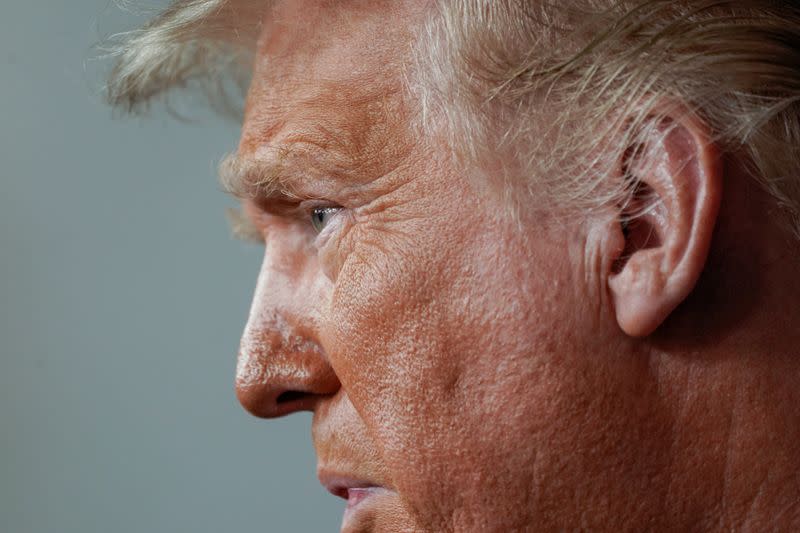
230,1 -> 800,531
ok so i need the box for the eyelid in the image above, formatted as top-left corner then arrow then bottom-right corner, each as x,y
300,198 -> 342,221
298,198 -> 340,212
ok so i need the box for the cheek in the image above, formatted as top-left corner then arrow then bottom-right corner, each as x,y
323,234 -> 465,527
327,214 -> 462,402
321,202 -> 581,519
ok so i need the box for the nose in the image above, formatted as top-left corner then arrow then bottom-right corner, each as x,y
236,230 -> 340,418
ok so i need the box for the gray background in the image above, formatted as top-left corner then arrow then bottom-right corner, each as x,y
1,2 -> 340,532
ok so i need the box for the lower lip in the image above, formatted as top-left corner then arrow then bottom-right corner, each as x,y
346,487 -> 374,510
342,487 -> 386,526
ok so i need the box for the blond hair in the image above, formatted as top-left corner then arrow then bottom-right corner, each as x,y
107,0 -> 800,235
106,0 -> 264,115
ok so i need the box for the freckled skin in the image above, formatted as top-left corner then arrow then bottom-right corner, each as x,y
234,1 -> 800,531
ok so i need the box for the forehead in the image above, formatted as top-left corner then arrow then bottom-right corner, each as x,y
239,0 -> 427,158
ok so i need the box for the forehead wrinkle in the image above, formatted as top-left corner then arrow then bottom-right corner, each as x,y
240,47 -> 415,193
280,124 -> 358,176
285,81 -> 412,179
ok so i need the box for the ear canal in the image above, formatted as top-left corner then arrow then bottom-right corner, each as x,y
611,148 -> 664,275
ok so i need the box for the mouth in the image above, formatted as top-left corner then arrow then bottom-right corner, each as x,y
319,471 -> 381,502
318,471 -> 390,525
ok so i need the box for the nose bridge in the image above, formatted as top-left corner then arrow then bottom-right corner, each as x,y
236,230 -> 339,418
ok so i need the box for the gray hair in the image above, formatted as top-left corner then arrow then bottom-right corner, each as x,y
107,0 -> 800,236
105,0 -> 264,115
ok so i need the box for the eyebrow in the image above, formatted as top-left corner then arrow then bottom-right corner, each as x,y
217,150 -> 302,201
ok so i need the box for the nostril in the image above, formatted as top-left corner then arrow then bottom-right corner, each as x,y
276,390 -> 308,404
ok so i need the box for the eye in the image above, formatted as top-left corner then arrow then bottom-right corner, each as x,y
310,206 -> 341,233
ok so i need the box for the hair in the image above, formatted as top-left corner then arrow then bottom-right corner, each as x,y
107,0 -> 800,236
105,0 -> 265,116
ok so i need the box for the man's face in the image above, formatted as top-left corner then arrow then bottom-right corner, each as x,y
233,1 -> 675,531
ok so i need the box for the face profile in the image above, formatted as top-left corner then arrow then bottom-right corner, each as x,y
108,1 -> 800,531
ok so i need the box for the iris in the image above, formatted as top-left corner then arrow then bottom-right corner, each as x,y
311,206 -> 340,233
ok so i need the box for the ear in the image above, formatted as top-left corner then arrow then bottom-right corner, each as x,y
607,105 -> 723,337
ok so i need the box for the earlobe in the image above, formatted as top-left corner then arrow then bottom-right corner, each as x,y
608,109 -> 723,337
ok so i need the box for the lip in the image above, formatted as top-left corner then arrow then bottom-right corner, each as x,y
318,470 -> 381,501
318,470 -> 389,523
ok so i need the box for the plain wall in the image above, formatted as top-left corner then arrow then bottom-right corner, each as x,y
0,3 -> 340,531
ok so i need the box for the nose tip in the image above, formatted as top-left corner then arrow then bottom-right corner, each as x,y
236,370 -> 339,419
235,333 -> 340,419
